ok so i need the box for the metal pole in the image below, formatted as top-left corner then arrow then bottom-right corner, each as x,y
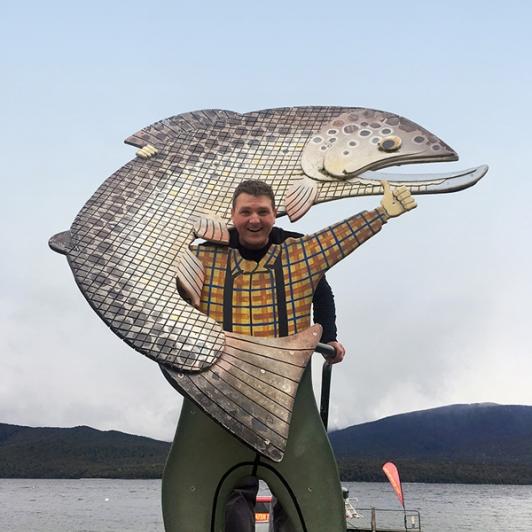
370,507 -> 376,532
402,486 -> 407,531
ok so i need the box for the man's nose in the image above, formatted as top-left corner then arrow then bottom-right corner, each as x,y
249,213 -> 260,224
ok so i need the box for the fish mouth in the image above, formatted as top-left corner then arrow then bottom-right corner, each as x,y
341,149 -> 459,180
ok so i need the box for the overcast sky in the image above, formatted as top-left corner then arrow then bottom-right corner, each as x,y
2,1 -> 531,442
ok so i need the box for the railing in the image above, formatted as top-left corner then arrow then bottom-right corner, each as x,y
347,507 -> 421,532
315,342 -> 336,430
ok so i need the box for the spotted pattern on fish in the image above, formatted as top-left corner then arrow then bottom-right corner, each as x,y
302,110 -> 455,181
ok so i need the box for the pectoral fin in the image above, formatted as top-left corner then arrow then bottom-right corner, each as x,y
193,214 -> 230,244
283,177 -> 318,222
162,324 -> 322,462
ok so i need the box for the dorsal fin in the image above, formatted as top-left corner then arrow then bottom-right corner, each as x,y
124,109 -> 242,149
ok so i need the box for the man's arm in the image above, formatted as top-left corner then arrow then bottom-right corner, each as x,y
313,277 -> 346,364
288,182 -> 416,282
313,277 -> 336,343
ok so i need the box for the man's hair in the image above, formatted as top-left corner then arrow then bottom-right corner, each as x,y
232,180 -> 276,209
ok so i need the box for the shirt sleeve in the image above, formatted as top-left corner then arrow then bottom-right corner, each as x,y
312,275 -> 337,343
286,207 -> 388,282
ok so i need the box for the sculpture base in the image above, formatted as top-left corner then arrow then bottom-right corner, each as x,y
162,365 -> 346,531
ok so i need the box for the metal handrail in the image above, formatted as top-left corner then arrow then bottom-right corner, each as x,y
315,342 -> 336,430
353,507 -> 422,532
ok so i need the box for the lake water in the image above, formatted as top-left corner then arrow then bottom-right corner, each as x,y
1,479 -> 531,531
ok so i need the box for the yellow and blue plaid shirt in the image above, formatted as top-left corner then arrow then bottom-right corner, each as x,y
191,208 -> 387,338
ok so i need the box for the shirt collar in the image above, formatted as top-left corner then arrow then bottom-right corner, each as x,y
230,244 -> 280,275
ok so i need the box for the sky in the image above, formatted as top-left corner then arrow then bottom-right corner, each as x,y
1,0 -> 531,442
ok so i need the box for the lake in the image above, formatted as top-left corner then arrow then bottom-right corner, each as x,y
1,479 -> 531,531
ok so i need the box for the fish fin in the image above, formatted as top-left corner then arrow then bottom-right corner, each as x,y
124,109 -> 242,148
175,249 -> 204,308
135,144 -> 159,159
283,177 -> 318,222
162,324 -> 322,462
193,214 -> 230,244
48,231 -> 72,255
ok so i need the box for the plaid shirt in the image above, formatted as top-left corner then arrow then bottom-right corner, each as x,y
192,208 -> 387,338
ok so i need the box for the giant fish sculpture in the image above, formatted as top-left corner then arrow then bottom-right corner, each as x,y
49,107 -> 487,463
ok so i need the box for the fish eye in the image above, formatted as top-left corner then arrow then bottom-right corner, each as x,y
379,135 -> 402,152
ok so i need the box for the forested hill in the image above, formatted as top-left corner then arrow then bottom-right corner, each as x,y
329,403 -> 532,484
0,423 -> 170,478
2,403 -> 532,482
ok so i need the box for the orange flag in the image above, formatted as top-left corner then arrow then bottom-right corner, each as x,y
382,462 -> 404,508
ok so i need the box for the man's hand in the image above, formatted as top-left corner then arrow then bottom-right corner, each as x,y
326,341 -> 346,365
380,180 -> 417,218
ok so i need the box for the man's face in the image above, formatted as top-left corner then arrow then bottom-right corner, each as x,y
231,193 -> 277,249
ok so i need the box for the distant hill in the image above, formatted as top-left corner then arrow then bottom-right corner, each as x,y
2,403 -> 532,482
0,423 -> 170,478
329,403 -> 532,484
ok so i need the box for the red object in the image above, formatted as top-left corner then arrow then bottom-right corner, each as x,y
382,462 -> 404,508
255,496 -> 272,523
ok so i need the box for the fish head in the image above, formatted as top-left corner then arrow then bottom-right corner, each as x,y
301,109 -> 457,181
282,107 -> 486,221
